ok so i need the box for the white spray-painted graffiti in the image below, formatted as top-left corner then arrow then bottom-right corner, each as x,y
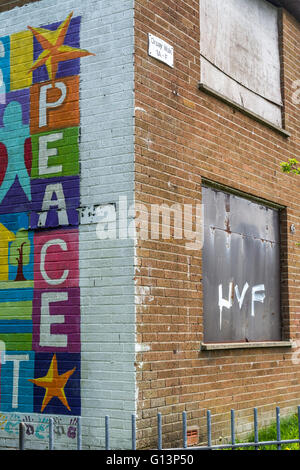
218,282 -> 266,329
0,413 -> 78,440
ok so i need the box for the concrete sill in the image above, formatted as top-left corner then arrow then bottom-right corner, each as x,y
201,340 -> 293,351
198,83 -> 291,138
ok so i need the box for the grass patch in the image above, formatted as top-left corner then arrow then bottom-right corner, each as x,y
235,413 -> 300,450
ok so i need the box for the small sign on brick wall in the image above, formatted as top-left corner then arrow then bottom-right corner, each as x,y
148,33 -> 174,67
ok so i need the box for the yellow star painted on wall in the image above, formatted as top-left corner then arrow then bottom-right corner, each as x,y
28,354 -> 76,412
28,11 -> 95,81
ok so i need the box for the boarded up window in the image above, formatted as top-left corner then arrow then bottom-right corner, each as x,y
200,0 -> 282,127
202,185 -> 281,343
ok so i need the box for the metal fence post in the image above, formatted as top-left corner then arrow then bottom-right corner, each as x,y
132,414 -> 136,451
254,408 -> 259,450
182,411 -> 187,449
19,422 -> 25,450
49,418 -> 54,450
207,410 -> 212,449
77,416 -> 82,450
105,415 -> 110,450
231,409 -> 235,449
276,407 -> 281,450
157,413 -> 162,450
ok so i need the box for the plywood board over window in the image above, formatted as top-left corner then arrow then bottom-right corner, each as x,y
200,0 -> 283,127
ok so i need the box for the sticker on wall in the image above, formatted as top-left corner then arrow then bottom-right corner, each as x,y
0,11 -> 95,417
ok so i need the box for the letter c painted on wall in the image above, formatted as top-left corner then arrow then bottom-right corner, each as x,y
40,239 -> 69,285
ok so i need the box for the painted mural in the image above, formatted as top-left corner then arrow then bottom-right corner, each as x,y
0,12 -> 93,420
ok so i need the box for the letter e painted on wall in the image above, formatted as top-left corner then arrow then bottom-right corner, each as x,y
32,288 -> 80,353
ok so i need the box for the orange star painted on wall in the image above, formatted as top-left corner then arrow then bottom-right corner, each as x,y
28,354 -> 76,412
28,11 -> 95,81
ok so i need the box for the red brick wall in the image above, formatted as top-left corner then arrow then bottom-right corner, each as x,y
134,1 -> 300,448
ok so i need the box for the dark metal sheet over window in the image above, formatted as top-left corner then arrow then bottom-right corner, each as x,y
202,186 -> 281,343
